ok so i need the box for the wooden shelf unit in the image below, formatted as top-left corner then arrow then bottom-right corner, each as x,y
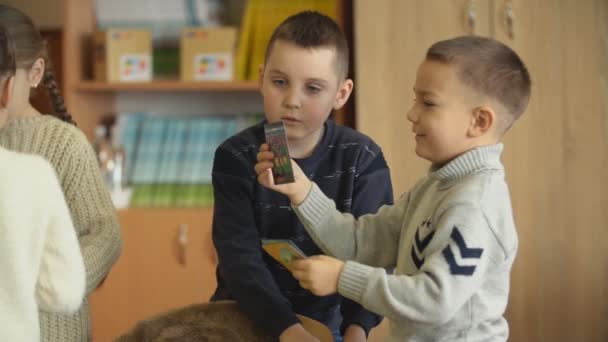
62,0 -> 361,339
74,80 -> 261,92
63,0 -> 352,139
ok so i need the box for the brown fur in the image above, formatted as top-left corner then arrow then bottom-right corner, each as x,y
115,301 -> 275,342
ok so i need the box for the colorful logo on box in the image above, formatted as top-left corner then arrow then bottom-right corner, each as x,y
111,32 -> 131,40
186,30 -> 208,39
119,54 -> 151,82
194,53 -> 232,81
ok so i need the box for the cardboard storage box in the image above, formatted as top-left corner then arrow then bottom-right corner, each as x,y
94,29 -> 152,82
180,27 -> 237,81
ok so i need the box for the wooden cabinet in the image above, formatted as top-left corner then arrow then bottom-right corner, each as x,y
89,208 -> 217,341
90,207 -> 390,341
355,0 -> 608,341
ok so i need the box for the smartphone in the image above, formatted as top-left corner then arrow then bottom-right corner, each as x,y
263,121 -> 295,184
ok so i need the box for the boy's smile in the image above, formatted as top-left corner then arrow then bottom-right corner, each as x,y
260,40 -> 352,158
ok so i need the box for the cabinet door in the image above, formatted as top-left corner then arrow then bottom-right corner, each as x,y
355,2 -> 491,339
89,208 -> 217,341
355,0 -> 491,194
356,0 -> 608,341
493,1 -> 608,341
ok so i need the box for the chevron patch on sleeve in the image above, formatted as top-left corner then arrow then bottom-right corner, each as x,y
442,226 -> 484,276
410,219 -> 435,269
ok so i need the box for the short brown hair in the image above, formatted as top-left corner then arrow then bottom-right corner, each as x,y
427,36 -> 531,131
264,11 -> 349,80
0,25 -> 15,81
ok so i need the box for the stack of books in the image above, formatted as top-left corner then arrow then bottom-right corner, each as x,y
114,113 -> 263,207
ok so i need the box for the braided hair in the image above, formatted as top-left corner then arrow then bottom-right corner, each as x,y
0,4 -> 76,125
42,68 -> 75,125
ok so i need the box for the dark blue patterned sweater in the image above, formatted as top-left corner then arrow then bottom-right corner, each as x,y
211,119 -> 393,338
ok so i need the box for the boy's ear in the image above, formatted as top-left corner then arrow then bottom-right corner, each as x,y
0,76 -> 14,108
28,57 -> 45,88
333,78 -> 354,110
468,106 -> 495,137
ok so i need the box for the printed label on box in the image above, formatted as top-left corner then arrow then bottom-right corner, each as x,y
119,54 -> 151,81
194,53 -> 232,81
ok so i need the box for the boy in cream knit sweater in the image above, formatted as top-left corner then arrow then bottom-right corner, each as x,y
255,36 -> 531,341
0,25 -> 85,342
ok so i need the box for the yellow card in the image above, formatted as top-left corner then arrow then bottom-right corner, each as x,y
262,239 -> 306,269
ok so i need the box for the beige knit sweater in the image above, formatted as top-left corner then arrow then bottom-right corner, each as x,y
0,115 -> 122,342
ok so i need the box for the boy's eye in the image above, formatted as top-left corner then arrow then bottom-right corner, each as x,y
272,79 -> 287,87
306,84 -> 322,94
414,97 -> 435,107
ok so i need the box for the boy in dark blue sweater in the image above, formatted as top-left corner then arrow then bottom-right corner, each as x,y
211,11 -> 393,342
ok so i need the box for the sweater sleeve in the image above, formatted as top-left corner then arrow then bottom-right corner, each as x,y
294,183 -> 407,269
337,204 -> 506,325
61,136 -> 122,295
339,151 -> 393,335
35,161 -> 86,313
212,146 -> 299,338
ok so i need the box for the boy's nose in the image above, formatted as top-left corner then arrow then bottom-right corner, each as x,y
406,106 -> 417,122
283,89 -> 301,109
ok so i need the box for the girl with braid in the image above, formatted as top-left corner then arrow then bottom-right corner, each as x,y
0,24 -> 85,342
0,5 -> 123,341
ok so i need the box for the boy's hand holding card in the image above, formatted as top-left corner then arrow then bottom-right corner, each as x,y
290,255 -> 344,296
256,122 -> 312,205
262,239 -> 306,270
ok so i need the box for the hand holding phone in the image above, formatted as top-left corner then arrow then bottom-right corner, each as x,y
264,121 -> 295,184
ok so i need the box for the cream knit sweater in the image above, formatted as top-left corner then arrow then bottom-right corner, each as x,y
0,147 -> 86,342
0,115 -> 123,341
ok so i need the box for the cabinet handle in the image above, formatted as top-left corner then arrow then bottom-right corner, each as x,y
465,0 -> 476,35
505,0 -> 515,40
178,223 -> 188,265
